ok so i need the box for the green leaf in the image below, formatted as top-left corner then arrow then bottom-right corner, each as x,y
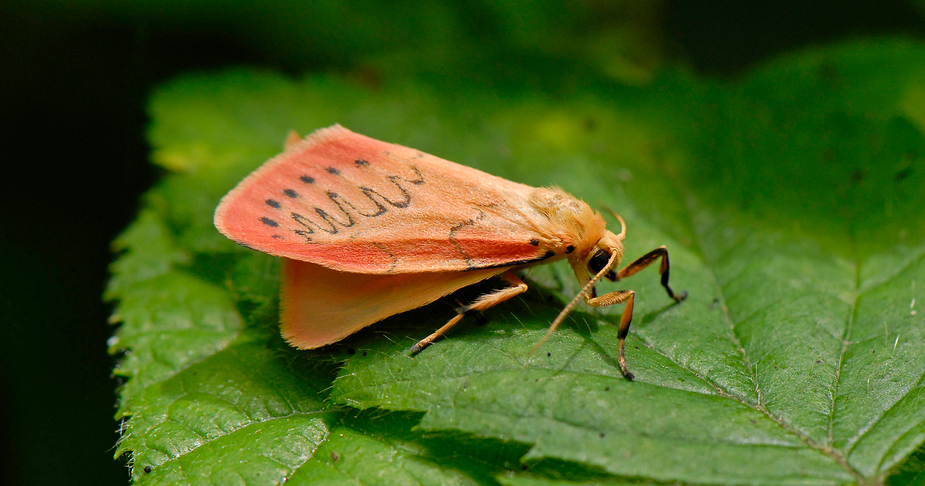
116,336 -> 339,482
289,412 -> 522,485
110,39 -> 925,485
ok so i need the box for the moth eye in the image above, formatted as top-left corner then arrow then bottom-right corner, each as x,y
588,250 -> 610,274
588,250 -> 617,281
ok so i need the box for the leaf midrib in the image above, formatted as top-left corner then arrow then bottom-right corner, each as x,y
674,182 -> 867,483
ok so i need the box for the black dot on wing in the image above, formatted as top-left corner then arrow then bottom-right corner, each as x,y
566,245 -> 575,253
300,175 -> 315,183
529,238 -> 540,246
355,159 -> 370,167
260,217 -> 279,227
266,199 -> 281,209
326,167 -> 340,175
283,189 -> 298,198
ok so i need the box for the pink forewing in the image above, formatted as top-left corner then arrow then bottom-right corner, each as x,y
214,125 -> 555,274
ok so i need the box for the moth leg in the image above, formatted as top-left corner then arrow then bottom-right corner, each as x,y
586,289 -> 636,380
617,245 -> 687,302
410,271 -> 528,353
593,245 -> 686,379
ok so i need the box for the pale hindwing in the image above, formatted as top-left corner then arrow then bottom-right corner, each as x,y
214,125 -> 556,274
280,259 -> 506,349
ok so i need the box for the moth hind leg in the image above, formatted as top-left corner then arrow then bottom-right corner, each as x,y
410,270 -> 528,353
618,245 -> 687,302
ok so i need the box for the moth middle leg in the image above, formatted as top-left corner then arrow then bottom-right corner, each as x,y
410,270 -> 528,353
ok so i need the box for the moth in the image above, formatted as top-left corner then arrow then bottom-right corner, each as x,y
214,124 -> 685,379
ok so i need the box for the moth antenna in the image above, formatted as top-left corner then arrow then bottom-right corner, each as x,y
529,250 -> 620,355
601,206 -> 627,241
614,212 -> 626,241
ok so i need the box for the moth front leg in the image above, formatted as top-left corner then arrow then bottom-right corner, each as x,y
410,270 -> 528,353
617,245 -> 687,302
586,289 -> 636,380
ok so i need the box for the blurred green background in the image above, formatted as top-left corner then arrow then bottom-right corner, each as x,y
1,1 -> 924,485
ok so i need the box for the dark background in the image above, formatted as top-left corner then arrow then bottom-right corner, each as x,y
1,1 -> 922,484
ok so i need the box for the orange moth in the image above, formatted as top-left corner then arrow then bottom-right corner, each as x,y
214,125 -> 685,379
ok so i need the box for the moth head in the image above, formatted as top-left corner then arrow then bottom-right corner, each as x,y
586,231 -> 623,282
537,210 -> 627,355
584,210 -> 626,282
